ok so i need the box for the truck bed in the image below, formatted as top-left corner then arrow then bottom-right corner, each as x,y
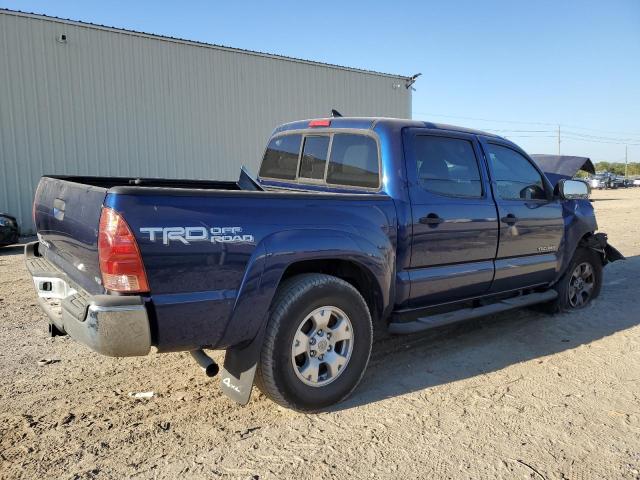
33,174 -> 396,352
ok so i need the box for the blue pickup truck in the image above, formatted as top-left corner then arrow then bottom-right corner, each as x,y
26,117 -> 622,411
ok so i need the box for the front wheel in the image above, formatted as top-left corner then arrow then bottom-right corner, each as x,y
545,247 -> 603,313
255,274 -> 373,411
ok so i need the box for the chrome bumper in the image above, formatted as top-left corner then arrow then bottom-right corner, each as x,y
24,242 -> 152,357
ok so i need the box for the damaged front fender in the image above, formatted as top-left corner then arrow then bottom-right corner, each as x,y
581,232 -> 625,265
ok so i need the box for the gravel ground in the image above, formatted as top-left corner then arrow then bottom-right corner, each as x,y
1,188 -> 639,480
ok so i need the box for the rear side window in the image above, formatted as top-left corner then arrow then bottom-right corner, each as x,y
259,134 -> 301,180
486,144 -> 546,200
327,134 -> 379,188
414,136 -> 482,198
299,136 -> 330,180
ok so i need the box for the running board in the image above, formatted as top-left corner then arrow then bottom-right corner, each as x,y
388,290 -> 557,335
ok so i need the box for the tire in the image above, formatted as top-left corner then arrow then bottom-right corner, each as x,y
255,273 -> 373,411
543,247 -> 603,313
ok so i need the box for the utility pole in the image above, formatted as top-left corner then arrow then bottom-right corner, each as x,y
557,125 -> 561,155
625,145 -> 628,178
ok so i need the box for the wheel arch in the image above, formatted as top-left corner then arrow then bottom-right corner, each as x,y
219,228 -> 393,348
279,258 -> 384,325
554,200 -> 598,284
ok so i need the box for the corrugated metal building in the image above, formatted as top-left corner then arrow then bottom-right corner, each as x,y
0,9 -> 411,234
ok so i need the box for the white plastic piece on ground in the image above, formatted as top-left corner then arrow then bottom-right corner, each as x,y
128,391 -> 155,399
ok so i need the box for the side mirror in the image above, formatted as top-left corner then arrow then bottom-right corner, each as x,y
558,179 -> 589,200
519,184 -> 546,200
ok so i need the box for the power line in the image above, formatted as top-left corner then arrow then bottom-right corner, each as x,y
412,111 -> 640,139
562,135 -> 640,146
476,132 -> 640,144
562,130 -> 640,142
483,129 -> 552,133
499,131 -> 640,145
502,135 -> 557,138
413,111 -> 557,127
554,124 -> 640,137
412,112 -> 640,160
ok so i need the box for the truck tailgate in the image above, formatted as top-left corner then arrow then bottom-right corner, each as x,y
33,177 -> 107,295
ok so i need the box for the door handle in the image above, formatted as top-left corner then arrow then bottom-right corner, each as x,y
501,214 -> 518,225
420,213 -> 444,227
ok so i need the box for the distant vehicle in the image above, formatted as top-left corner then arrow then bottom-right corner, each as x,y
611,176 -> 627,189
588,173 -> 625,189
633,178 -> 640,187
589,176 -> 607,190
0,213 -> 19,246
26,117 -> 624,411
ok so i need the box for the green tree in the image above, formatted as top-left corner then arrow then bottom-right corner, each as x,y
594,162 -> 640,177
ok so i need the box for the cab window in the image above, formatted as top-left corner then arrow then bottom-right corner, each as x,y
299,136 -> 330,180
486,144 -> 546,200
327,134 -> 379,188
414,136 -> 483,198
259,135 -> 301,180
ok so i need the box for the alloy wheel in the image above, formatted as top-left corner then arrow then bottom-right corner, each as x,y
291,306 -> 354,387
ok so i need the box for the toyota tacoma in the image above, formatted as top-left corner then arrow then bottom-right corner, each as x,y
26,117 -> 623,411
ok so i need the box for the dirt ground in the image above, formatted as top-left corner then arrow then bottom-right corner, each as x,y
1,188 -> 639,480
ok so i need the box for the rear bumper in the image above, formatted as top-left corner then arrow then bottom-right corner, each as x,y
24,242 -> 152,357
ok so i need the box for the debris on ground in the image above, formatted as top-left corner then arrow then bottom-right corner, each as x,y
128,391 -> 155,399
37,358 -> 60,366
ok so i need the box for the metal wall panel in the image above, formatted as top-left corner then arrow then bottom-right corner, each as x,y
0,10 -> 411,233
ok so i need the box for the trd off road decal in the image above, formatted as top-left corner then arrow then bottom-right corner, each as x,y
139,226 -> 254,245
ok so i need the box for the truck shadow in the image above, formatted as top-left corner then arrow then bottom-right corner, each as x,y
336,255 -> 639,411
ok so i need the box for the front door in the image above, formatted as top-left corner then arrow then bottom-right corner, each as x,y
479,139 -> 564,292
404,129 -> 499,306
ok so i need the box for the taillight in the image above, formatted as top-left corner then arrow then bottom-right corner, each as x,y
309,119 -> 331,127
98,207 -> 149,293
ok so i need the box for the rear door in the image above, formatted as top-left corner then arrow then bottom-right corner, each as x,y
404,129 -> 499,306
479,139 -> 564,291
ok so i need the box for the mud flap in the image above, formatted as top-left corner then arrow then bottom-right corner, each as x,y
219,322 -> 267,405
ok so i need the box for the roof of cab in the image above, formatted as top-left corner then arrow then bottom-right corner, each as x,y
273,117 -> 504,139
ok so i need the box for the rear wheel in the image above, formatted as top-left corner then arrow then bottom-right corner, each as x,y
255,274 -> 373,411
544,247 -> 603,313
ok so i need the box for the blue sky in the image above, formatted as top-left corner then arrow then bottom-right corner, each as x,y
2,0 -> 639,163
